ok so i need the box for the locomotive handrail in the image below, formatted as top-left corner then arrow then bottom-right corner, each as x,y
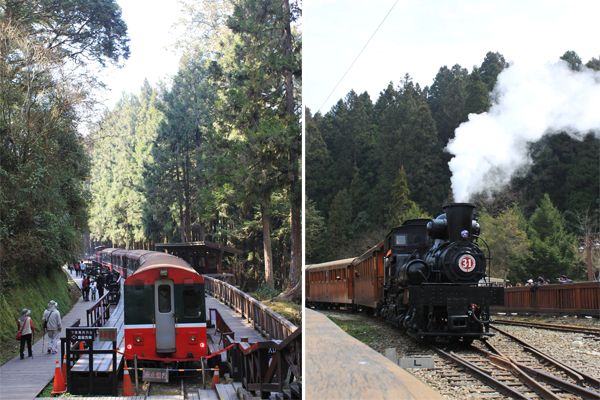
203,276 -> 298,341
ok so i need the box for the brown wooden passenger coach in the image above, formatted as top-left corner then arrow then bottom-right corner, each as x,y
306,259 -> 355,309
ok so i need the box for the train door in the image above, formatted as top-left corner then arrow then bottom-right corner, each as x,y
155,279 -> 176,352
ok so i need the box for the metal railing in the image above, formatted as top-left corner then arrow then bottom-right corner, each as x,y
203,276 -> 298,341
490,281 -> 600,317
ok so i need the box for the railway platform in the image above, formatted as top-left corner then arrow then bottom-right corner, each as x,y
305,308 -> 443,400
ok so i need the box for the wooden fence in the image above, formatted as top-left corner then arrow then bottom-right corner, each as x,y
490,282 -> 600,317
203,276 -> 298,341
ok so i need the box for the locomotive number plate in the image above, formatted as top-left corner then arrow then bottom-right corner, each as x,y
458,254 -> 476,273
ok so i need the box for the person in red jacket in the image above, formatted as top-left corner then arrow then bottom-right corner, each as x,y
18,309 -> 35,359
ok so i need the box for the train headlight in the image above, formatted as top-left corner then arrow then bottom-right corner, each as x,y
134,335 -> 144,345
188,332 -> 199,344
160,269 -> 168,277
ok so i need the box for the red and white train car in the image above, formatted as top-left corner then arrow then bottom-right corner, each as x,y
123,251 -> 207,367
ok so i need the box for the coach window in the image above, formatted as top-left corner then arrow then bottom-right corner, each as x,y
183,289 -> 203,318
158,285 -> 171,313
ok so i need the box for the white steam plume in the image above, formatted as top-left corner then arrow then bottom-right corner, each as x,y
447,60 -> 600,203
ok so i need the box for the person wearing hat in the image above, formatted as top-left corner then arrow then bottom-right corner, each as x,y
17,309 -> 35,359
42,300 -> 62,354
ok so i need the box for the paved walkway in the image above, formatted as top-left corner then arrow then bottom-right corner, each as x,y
0,267 -> 90,400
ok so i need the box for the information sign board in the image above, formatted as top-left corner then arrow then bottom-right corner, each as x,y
98,327 -> 117,342
143,368 -> 169,383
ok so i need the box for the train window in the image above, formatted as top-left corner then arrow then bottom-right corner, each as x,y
158,285 -> 171,313
182,289 -> 203,318
395,234 -> 407,246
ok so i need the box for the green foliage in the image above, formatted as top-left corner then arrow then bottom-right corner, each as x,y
479,205 -> 532,283
527,194 -> 577,280
386,166 -> 414,229
0,22 -> 90,285
305,198 -> 326,264
2,0 -> 130,67
560,50 -> 583,71
253,283 -> 280,301
0,268 -> 73,365
327,189 -> 353,259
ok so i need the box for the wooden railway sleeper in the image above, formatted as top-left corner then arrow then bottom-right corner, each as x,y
430,346 -> 531,400
493,325 -> 599,387
474,342 -> 600,399
510,358 -> 600,400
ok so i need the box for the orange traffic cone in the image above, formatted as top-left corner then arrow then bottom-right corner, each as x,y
211,366 -> 220,389
51,360 -> 66,394
122,367 -> 135,396
61,354 -> 68,385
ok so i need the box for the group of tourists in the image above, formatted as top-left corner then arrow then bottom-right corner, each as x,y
16,300 -> 62,359
74,259 -> 87,277
80,273 -> 107,301
16,263 -> 113,360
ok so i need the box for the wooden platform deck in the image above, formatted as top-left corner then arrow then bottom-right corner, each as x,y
70,299 -> 125,373
206,295 -> 263,345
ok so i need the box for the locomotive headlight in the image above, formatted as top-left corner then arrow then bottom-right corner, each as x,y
134,335 -> 144,345
160,269 -> 168,277
135,336 -> 142,343
190,335 -> 196,342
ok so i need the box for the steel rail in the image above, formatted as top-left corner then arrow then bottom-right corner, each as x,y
430,345 -> 531,400
492,325 -> 600,389
492,319 -> 600,335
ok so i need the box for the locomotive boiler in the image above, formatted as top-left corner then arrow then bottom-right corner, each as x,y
381,203 -> 504,343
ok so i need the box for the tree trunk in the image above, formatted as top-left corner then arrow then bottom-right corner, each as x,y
261,203 -> 274,289
277,280 -> 301,304
283,0 -> 301,289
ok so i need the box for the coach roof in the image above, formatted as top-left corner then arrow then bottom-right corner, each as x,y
305,258 -> 355,272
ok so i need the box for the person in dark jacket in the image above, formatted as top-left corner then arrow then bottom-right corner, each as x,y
18,309 -> 35,359
97,274 -> 105,298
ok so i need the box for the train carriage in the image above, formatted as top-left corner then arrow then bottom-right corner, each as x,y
352,241 -> 384,311
123,252 -> 207,367
306,259 -> 355,309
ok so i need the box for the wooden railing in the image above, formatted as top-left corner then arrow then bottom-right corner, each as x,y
490,282 -> 600,317
204,276 -> 298,341
209,307 -> 302,398
86,294 -> 111,327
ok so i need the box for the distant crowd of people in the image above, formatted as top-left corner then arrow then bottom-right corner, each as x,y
511,274 -> 574,290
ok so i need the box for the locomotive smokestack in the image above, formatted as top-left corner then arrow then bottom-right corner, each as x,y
443,203 -> 475,242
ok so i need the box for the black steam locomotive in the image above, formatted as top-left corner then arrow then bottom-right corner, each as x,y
381,203 -> 504,343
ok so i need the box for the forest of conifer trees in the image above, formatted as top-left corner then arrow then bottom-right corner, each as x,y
306,51 -> 600,285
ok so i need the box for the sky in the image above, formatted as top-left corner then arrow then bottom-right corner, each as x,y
96,0 -> 185,110
304,0 -> 600,115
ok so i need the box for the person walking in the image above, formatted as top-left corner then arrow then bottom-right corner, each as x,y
17,309 -> 35,359
82,276 -> 89,301
75,262 -> 80,277
90,280 -> 97,301
42,300 -> 62,354
97,274 -> 105,298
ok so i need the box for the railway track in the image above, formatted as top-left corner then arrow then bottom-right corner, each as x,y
492,319 -> 600,336
431,327 -> 600,399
